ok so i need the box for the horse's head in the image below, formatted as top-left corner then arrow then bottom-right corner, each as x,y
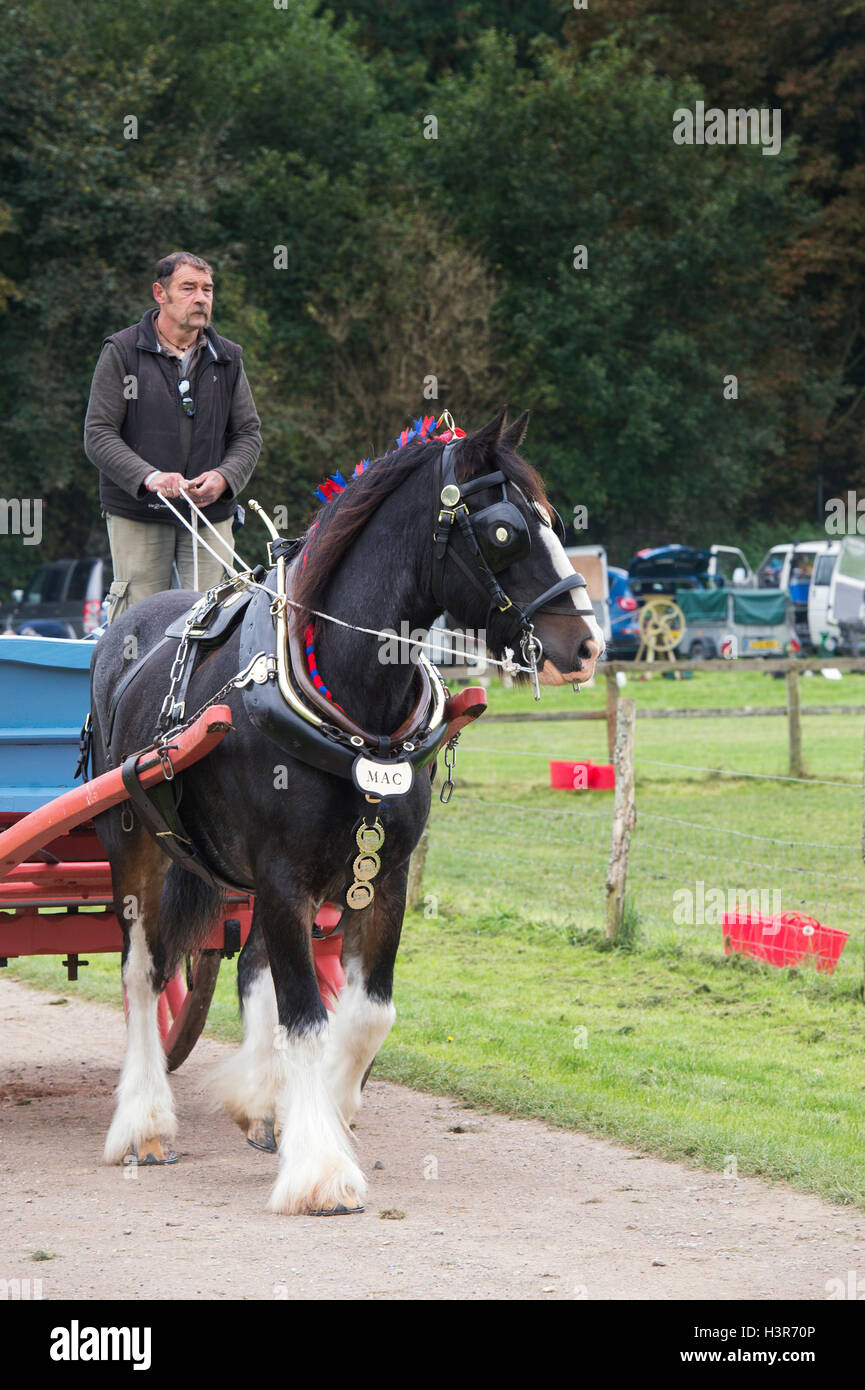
433,407 -> 605,686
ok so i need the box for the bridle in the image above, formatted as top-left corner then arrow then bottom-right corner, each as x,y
430,441 -> 596,682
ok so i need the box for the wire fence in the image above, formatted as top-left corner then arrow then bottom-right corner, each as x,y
422,739 -> 865,982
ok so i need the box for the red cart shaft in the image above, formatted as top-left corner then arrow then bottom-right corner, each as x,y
0,706 -> 234,880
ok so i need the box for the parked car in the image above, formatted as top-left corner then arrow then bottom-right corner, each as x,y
627,544 -> 753,600
607,566 -> 640,658
0,558 -> 113,638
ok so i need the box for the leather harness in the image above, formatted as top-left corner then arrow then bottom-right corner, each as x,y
430,442 -> 595,655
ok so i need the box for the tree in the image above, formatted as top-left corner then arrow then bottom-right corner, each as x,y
564,0 -> 865,523
411,34 -> 814,553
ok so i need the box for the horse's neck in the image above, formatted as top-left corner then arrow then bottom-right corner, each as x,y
310,490 -> 440,731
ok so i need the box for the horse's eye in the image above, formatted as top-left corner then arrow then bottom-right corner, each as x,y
532,501 -> 552,527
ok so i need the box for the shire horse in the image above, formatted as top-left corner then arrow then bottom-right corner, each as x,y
89,408 -> 604,1214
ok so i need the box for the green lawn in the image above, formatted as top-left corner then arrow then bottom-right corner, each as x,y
7,665 -> 865,1207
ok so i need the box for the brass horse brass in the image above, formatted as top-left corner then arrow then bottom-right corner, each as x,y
356,819 -> 385,853
352,852 -> 381,881
347,881 -> 374,910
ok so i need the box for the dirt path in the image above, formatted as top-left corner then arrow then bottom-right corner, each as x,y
1,975 -> 862,1301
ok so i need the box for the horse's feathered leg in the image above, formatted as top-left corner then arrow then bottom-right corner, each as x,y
218,874 -> 366,1214
322,867 -> 405,1126
102,824 -> 177,1165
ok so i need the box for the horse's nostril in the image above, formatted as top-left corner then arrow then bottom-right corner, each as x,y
579,637 -> 600,663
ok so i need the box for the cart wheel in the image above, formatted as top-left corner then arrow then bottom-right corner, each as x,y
635,596 -> 685,662
160,950 -> 222,1072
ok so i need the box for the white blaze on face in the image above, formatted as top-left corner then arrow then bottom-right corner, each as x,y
537,524 -> 606,654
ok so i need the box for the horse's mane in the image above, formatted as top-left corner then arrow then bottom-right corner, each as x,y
293,429 -> 551,610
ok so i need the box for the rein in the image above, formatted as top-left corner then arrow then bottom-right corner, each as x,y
155,489 -> 532,674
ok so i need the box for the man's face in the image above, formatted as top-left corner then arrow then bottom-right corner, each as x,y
153,264 -> 214,333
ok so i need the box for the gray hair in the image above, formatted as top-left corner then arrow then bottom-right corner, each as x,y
155,251 -> 213,287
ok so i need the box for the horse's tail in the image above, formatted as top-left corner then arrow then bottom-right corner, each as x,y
158,863 -> 227,969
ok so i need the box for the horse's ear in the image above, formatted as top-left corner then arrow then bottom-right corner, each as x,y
453,405 -> 508,482
500,409 -> 529,451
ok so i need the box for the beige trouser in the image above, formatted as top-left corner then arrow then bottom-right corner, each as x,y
105,513 -> 237,624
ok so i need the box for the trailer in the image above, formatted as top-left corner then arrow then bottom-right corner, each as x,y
676,589 -> 798,660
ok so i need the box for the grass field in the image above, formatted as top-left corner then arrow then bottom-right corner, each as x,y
8,665 -> 865,1206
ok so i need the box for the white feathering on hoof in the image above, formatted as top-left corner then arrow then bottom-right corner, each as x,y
322,978 -> 395,1125
210,968 -> 281,1128
267,1027 -> 366,1215
104,917 -> 176,1164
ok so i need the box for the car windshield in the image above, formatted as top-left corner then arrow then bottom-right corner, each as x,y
66,560 -> 95,601
23,566 -> 65,604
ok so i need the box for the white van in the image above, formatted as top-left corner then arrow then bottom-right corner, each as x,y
760,537 -> 864,652
756,540 -> 826,649
824,537 -> 865,653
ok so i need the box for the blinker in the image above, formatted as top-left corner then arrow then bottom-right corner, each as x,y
472,499 -> 531,574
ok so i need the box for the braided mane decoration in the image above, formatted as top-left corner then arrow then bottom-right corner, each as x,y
299,415 -> 466,595
299,414 -> 467,699
312,414 -> 461,507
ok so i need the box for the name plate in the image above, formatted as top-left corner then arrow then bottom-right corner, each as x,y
352,755 -> 414,797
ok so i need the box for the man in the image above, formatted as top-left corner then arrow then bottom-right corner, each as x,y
84,251 -> 262,622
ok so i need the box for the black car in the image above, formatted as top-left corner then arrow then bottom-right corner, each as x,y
0,557 -> 113,638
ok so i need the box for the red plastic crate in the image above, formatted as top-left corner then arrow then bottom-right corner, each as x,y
589,763 -> 615,790
549,760 -> 615,791
722,910 -> 848,973
550,760 -> 594,790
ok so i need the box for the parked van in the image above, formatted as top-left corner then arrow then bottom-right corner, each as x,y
825,537 -> 865,654
756,540 -> 826,649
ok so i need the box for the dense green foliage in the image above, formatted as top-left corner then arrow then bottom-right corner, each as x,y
0,0 -> 850,595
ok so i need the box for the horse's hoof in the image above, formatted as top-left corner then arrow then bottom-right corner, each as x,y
307,1203 -> 365,1217
127,1138 -> 178,1166
246,1119 -> 277,1153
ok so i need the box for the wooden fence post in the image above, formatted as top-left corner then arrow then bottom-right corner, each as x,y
406,825 -> 430,911
605,667 -> 619,761
605,697 -> 636,941
786,665 -> 804,779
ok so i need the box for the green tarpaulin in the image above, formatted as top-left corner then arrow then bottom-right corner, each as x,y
678,590 -> 728,622
677,589 -> 789,626
732,591 -> 788,626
